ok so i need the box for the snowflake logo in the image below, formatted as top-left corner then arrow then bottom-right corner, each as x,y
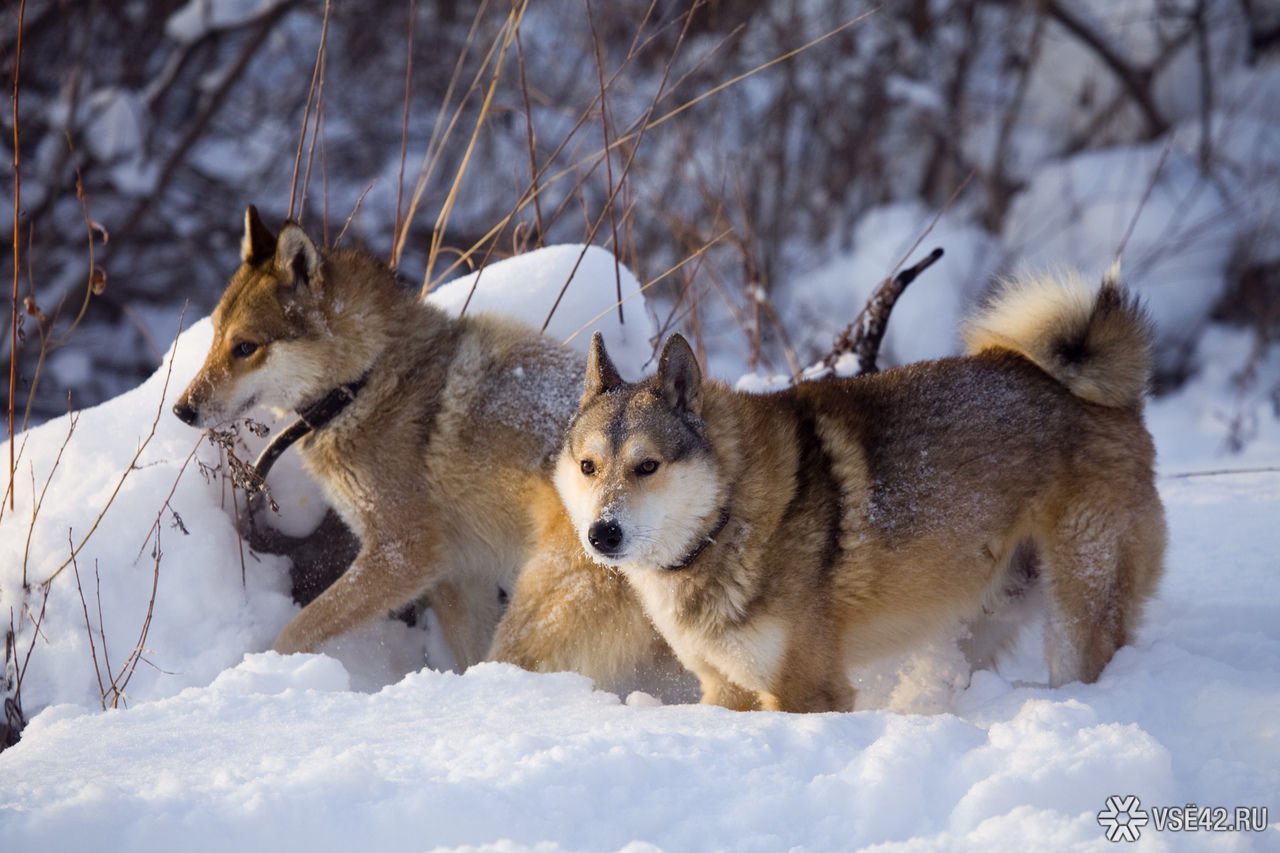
1097,795 -> 1149,842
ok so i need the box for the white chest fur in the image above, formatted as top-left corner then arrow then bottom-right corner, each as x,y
627,570 -> 788,694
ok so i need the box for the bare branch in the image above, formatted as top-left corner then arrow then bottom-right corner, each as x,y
1042,0 -> 1167,137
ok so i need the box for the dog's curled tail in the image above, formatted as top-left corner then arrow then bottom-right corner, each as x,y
963,267 -> 1154,407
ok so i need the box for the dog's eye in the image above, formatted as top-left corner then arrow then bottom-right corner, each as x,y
636,460 -> 659,476
580,459 -> 596,476
232,341 -> 259,359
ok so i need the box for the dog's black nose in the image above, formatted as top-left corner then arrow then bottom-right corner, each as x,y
588,519 -> 624,556
172,401 -> 199,425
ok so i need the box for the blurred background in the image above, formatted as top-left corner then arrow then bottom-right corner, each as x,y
2,0 -> 1278,441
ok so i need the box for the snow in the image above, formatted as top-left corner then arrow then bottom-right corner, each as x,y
166,0 -> 286,44
3,245 -> 1280,850
430,243 -> 655,375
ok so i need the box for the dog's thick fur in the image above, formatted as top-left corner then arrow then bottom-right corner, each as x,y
174,208 -> 670,678
555,273 -> 1167,712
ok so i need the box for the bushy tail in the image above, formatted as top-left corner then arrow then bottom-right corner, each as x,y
963,269 -> 1154,407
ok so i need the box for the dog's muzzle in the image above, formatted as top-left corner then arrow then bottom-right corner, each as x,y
172,401 -> 199,425
588,519 -> 624,557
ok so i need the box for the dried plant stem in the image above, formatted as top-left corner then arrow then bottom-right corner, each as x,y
393,0 -> 417,245
541,1 -> 704,331
391,0 -> 496,269
422,0 -> 529,294
134,436 -> 203,564
514,30 -> 544,244
70,539 -> 109,706
21,410 -> 78,587
0,432 -> 28,525
289,0 -> 332,221
38,307 -> 186,588
9,0 -> 25,512
428,10 -> 875,292
14,582 -> 48,716
1164,467 -> 1280,479
585,0 -> 625,325
1112,139 -> 1172,267
1042,0 -> 1166,137
561,228 -> 735,347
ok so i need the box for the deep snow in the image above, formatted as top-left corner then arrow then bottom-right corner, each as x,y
2,245 -> 1279,851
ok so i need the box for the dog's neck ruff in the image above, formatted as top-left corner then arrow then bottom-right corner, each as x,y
251,374 -> 369,483
664,506 -> 732,571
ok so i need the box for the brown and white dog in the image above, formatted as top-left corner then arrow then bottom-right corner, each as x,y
550,273 -> 1167,712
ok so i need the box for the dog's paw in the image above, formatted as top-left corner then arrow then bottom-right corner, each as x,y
271,624 -> 313,656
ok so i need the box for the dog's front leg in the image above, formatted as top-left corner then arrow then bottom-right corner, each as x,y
272,533 -> 438,655
695,666 -> 760,711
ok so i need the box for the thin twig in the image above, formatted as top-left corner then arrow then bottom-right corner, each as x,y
39,306 -> 186,588
540,0 -> 705,331
9,0 -> 25,512
1162,466 -> 1280,479
423,0 -> 529,294
392,0 -> 496,269
585,0 -> 625,325
561,228 -> 735,347
426,9 -> 877,291
122,3 -> 294,237
15,582 -> 49,711
1042,0 -> 1166,137
0,432 -> 28,525
393,0 -> 417,246
109,530 -> 162,708
514,29 -> 545,245
69,536 -> 108,708
1111,139 -> 1172,267
1191,0 -> 1214,170
298,14 -> 330,226
134,436 -> 203,564
335,182 -> 377,248
289,0 -> 332,220
21,410 -> 78,587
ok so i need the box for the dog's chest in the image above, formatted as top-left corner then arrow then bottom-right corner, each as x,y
300,438 -> 381,531
629,572 -> 787,693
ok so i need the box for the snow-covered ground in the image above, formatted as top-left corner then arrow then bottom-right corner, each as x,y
2,246 -> 1279,851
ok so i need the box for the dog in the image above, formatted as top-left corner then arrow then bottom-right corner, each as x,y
553,273 -> 1167,712
173,206 -> 670,683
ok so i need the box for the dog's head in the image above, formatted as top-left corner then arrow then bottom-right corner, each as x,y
173,206 -> 337,428
555,332 -> 726,571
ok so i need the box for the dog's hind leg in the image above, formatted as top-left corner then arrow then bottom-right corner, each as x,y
962,539 -> 1042,672
1040,498 -> 1165,686
426,576 -> 505,670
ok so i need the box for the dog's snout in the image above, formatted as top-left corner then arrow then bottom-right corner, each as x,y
172,400 -> 199,425
588,519 -> 624,556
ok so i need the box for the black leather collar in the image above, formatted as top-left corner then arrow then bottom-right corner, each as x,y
251,374 -> 368,483
664,506 -> 732,571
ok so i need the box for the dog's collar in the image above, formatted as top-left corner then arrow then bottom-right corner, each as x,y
251,374 -> 369,483
664,506 -> 732,571
296,375 -> 369,431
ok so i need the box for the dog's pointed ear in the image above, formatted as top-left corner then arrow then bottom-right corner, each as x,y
582,331 -> 623,405
657,333 -> 702,417
274,223 -> 321,291
242,205 -> 276,265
